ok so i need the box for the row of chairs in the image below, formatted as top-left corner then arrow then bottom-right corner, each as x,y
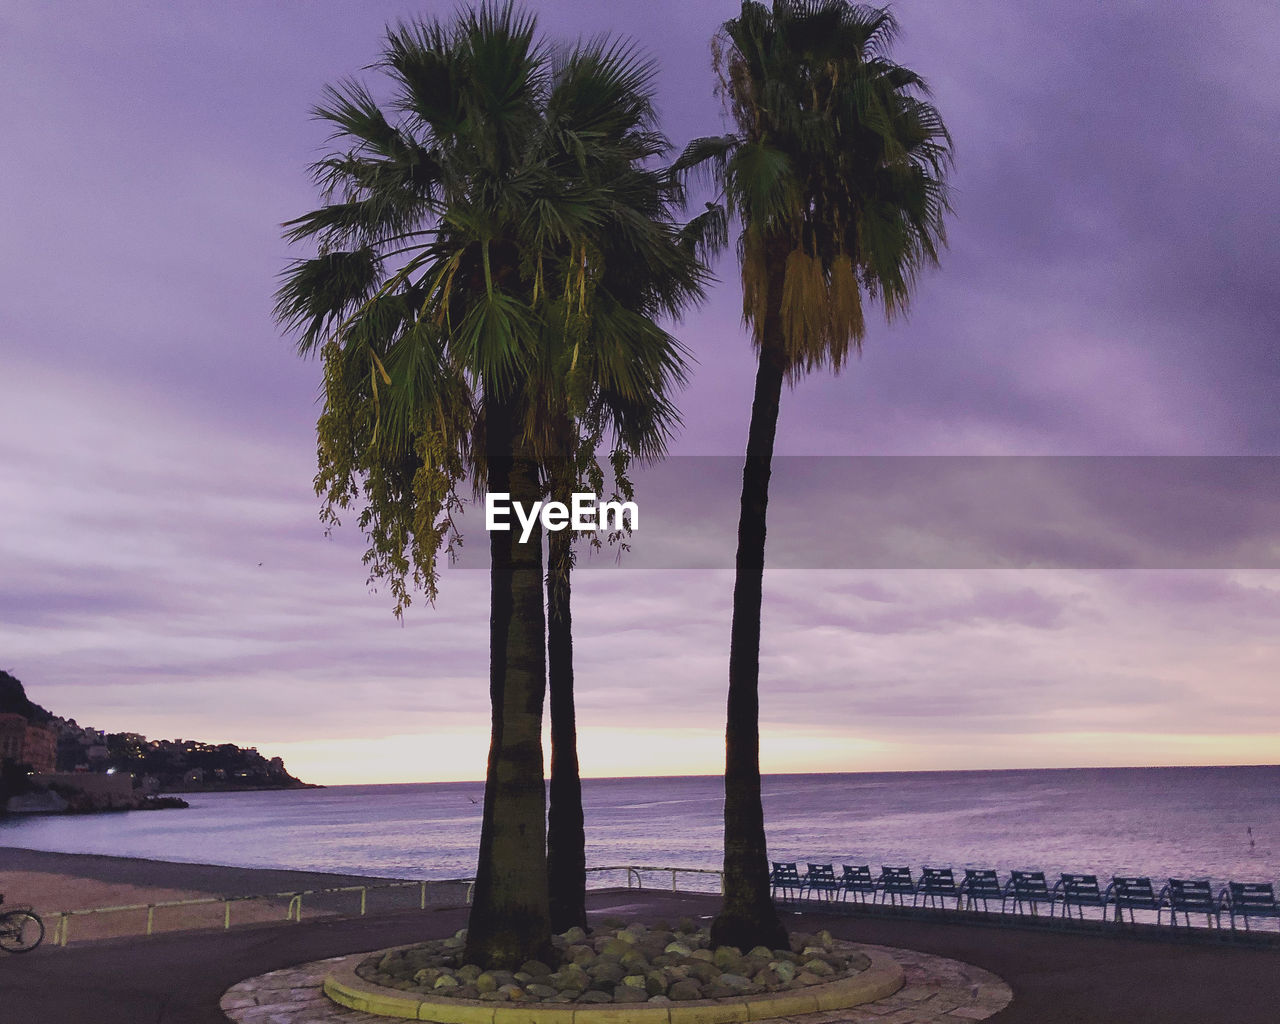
769,861 -> 1280,932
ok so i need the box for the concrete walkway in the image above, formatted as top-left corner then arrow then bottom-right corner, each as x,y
220,942 -> 1011,1024
2,890 -> 1278,1024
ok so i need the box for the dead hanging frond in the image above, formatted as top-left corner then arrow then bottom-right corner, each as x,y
769,247 -> 868,377
740,228 -> 769,343
684,0 -> 954,385
824,252 -> 864,371
778,247 -> 825,366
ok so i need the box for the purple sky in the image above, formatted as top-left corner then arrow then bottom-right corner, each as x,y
2,1 -> 1277,784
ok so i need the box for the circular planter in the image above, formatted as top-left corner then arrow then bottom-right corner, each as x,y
322,945 -> 904,1023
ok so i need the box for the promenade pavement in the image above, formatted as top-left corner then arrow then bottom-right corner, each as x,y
2,890 -> 1278,1024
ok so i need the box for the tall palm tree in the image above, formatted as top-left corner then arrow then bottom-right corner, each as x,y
544,392 -> 685,933
535,44 -> 704,924
678,0 -> 953,950
276,3 -> 699,966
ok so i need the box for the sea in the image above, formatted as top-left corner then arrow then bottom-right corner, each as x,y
1,767 -> 1277,891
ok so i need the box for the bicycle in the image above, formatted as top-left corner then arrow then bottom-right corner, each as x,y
0,894 -> 45,953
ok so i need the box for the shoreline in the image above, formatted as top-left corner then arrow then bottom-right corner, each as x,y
0,845 -> 413,913
0,845 -> 411,895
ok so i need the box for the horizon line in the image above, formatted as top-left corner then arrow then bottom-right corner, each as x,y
311,762 -> 1280,788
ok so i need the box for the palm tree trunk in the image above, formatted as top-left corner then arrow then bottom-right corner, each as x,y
546,524 -> 587,932
711,327 -> 789,952
466,397 -> 553,969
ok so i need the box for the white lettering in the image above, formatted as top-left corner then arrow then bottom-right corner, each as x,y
541,501 -> 569,531
485,492 -> 639,536
512,499 -> 543,544
598,500 -> 639,532
486,493 -> 511,531
570,492 -> 595,530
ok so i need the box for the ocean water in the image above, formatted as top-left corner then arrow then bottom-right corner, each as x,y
1,767 -> 1277,890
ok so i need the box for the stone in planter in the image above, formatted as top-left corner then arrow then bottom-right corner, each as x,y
547,968 -> 587,991
620,950 -> 650,973
753,968 -> 783,989
588,962 -> 626,985
520,960 -> 553,979
599,937 -> 631,958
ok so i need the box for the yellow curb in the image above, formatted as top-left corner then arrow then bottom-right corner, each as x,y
741,990 -> 817,1018
812,960 -> 902,1011
324,948 -> 904,1024
495,1007 -> 578,1024
322,972 -> 424,1020
664,999 -> 749,1024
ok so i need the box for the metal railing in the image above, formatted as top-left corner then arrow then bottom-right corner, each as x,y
41,865 -> 721,947
588,865 -> 724,894
47,877 -> 473,947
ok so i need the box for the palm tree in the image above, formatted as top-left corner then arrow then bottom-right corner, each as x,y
276,3 -> 699,966
533,61 -> 701,924
678,0 -> 953,950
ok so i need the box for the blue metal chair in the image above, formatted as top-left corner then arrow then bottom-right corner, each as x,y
803,863 -> 842,901
1006,870 -> 1058,917
918,867 -> 961,910
1221,882 -> 1280,932
960,869 -> 1005,912
1109,876 -> 1161,924
770,861 -> 803,901
879,866 -> 918,907
1056,873 -> 1108,921
1160,878 -> 1219,928
838,864 -> 880,904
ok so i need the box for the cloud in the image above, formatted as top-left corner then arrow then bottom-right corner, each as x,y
0,0 -> 1276,781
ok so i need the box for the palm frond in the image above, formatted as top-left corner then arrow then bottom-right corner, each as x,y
698,0 -> 952,366
274,249 -> 382,355
279,3 -> 708,603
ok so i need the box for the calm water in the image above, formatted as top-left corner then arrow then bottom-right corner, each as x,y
2,768 -> 1277,888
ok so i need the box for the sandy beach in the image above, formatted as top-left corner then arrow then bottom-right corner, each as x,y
0,845 -> 424,942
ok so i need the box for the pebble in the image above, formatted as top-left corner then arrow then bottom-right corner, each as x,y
355,922 -> 867,1007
